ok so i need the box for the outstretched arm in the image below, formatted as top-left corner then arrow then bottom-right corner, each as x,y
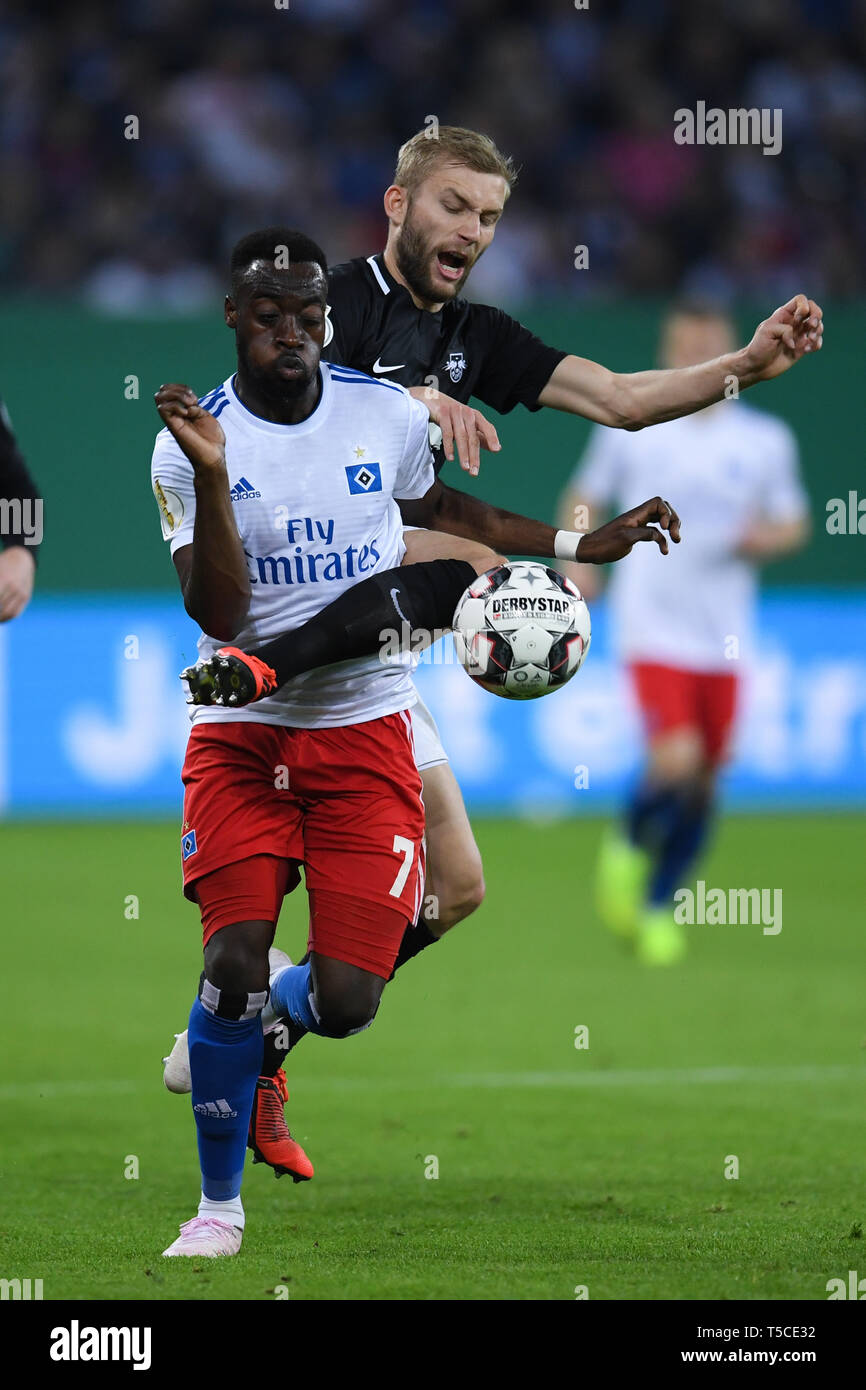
537,295 -> 824,430
399,478 -> 681,563
183,485 -> 681,706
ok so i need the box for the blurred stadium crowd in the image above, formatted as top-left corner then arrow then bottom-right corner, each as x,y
1,0 -> 864,312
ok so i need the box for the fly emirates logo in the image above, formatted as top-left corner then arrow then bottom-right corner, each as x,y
246,516 -> 382,587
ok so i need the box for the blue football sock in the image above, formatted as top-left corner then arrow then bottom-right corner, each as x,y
648,788 -> 714,906
268,962 -> 325,1035
188,996 -> 263,1202
626,780 -> 680,855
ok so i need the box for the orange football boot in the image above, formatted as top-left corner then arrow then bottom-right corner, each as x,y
181,647 -> 278,707
248,1069 -> 314,1182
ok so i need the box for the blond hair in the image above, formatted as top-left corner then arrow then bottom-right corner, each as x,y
394,125 -> 517,198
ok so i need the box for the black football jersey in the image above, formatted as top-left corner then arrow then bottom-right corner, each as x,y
322,253 -> 566,471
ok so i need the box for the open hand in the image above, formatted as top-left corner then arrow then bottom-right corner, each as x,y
409,386 -> 500,476
577,496 -> 681,564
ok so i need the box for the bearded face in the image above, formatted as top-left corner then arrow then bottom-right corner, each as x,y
391,167 -> 507,307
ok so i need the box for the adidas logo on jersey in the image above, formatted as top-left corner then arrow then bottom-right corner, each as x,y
230,477 -> 261,501
193,1099 -> 238,1119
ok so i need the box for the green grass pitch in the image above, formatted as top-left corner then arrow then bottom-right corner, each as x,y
2,813 -> 863,1301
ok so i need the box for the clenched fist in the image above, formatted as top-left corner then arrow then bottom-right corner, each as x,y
155,384 -> 227,473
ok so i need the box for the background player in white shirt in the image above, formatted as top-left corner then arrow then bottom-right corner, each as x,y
558,303 -> 810,965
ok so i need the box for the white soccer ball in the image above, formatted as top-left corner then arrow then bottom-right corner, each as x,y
451,561 -> 591,699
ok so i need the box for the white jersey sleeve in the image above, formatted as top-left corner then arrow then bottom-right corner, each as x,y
755,419 -> 809,524
151,430 -> 197,556
571,425 -> 626,508
394,394 -> 437,501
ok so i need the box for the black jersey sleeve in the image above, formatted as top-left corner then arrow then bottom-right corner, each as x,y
322,259 -> 374,367
470,306 -> 567,414
0,398 -> 41,558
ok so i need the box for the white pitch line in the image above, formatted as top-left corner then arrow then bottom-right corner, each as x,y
302,1062 -> 864,1093
444,1063 -> 865,1090
1,1063 -> 861,1103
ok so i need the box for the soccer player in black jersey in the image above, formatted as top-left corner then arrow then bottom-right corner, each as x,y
323,126 -> 822,477
313,123 -> 821,996
164,127 -> 824,1178
317,123 -> 822,945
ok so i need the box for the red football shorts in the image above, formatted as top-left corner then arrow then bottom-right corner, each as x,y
629,662 -> 738,766
180,711 -> 426,977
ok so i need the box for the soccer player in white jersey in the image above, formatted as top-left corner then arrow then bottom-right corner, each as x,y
154,229 -> 683,1255
558,303 -> 810,966
152,230 -> 461,1256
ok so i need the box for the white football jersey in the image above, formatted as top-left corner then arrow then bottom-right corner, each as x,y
151,364 -> 435,728
573,403 -> 808,671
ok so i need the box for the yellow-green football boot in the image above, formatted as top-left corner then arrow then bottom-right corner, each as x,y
594,828 -> 651,940
636,905 -> 687,966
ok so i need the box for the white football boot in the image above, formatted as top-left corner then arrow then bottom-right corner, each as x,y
162,1216 -> 242,1258
162,1030 -> 192,1094
162,947 -> 294,1093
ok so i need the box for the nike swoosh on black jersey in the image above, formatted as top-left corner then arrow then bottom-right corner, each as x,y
390,587 -> 411,623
